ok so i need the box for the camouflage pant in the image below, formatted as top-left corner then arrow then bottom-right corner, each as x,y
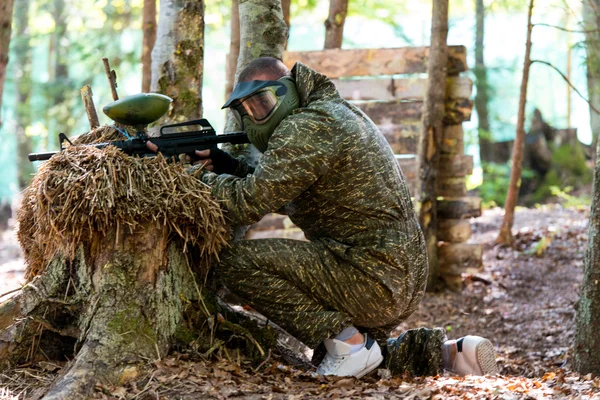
216,238 -> 444,375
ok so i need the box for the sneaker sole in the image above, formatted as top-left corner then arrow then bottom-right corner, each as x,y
475,339 -> 500,375
355,354 -> 384,379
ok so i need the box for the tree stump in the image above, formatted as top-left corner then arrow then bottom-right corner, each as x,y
0,127 -> 231,399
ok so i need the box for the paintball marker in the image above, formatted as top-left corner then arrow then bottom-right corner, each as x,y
28,93 -> 250,162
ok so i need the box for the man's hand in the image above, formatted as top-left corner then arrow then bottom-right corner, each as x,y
192,148 -> 239,175
145,142 -> 238,175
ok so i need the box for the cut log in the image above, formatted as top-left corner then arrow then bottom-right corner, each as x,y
443,98 -> 473,124
438,177 -> 467,197
439,155 -> 473,178
438,243 -> 483,274
437,196 -> 482,219
441,124 -> 465,155
283,46 -> 468,77
332,76 -> 472,101
438,219 -> 472,243
441,274 -> 463,292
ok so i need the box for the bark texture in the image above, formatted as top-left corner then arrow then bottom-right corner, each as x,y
151,0 -> 204,123
222,0 -> 289,241
0,0 -> 15,127
0,229 -> 203,399
584,0 -> 600,155
474,0 -> 492,164
497,0 -> 534,245
225,0 -> 240,100
323,0 -> 348,49
142,0 -> 157,93
575,136 -> 600,374
419,0 -> 448,291
281,0 -> 291,31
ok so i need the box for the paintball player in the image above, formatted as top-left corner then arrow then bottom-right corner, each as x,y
154,56 -> 499,378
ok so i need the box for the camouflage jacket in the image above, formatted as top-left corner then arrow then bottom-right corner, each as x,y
202,62 -> 428,297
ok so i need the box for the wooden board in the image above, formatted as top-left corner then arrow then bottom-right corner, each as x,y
355,99 -> 472,126
332,76 -> 472,101
396,155 -> 419,195
380,123 -> 419,154
283,46 -> 468,78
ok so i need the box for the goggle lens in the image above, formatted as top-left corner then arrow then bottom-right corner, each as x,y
237,88 -> 279,124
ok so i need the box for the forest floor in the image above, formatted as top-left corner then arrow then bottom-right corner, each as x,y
0,204 -> 599,399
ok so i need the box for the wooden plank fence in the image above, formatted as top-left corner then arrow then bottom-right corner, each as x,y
246,46 -> 482,290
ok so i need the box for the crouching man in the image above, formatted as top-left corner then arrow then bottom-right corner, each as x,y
160,56 -> 499,378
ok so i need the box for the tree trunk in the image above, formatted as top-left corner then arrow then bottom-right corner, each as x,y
13,0 -> 35,189
46,0 -> 70,149
419,0 -> 448,291
282,0 -> 291,32
496,0 -> 534,245
584,0 -> 600,157
0,0 -> 15,127
142,0 -> 157,93
222,0 -> 288,240
0,143 -> 231,399
575,136 -> 600,374
227,0 -> 288,133
324,0 -> 348,49
151,0 -> 205,123
474,0 -> 492,164
225,0 -> 240,100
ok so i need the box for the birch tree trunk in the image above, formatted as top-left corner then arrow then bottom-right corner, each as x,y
0,0 -> 15,127
142,0 -> 157,93
225,0 -> 240,100
419,0 -> 448,291
496,0 -> 534,245
474,0 -> 492,164
151,0 -> 204,123
223,0 -> 288,240
223,0 -> 288,153
575,136 -> 600,374
324,0 -> 348,49
584,0 -> 600,157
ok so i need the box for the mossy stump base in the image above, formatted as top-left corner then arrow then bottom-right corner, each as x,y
0,224 -> 210,399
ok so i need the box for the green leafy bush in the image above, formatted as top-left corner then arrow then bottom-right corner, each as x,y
477,162 -> 536,208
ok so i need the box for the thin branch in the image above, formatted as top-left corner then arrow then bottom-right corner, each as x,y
533,22 -> 600,34
532,59 -> 600,115
0,286 -> 22,299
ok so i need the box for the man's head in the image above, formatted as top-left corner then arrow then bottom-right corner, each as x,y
223,57 -> 300,153
238,57 -> 291,82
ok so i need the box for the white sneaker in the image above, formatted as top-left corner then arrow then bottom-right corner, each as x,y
316,334 -> 383,378
443,335 -> 499,376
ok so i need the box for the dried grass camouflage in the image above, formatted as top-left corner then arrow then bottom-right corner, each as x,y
17,125 -> 229,279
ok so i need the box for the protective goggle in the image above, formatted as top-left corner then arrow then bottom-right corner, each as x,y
231,85 -> 286,126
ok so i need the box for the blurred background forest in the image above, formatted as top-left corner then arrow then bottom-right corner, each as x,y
0,0 -> 595,211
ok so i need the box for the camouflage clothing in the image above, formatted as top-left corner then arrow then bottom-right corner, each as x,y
202,62 -> 433,370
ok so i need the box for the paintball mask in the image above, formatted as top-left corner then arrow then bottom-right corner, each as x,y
222,76 -> 300,152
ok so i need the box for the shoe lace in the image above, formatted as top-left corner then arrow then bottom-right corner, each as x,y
318,355 -> 347,373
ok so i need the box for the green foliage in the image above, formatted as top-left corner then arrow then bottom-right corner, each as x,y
548,186 -> 590,208
477,162 -> 536,208
532,144 -> 593,202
